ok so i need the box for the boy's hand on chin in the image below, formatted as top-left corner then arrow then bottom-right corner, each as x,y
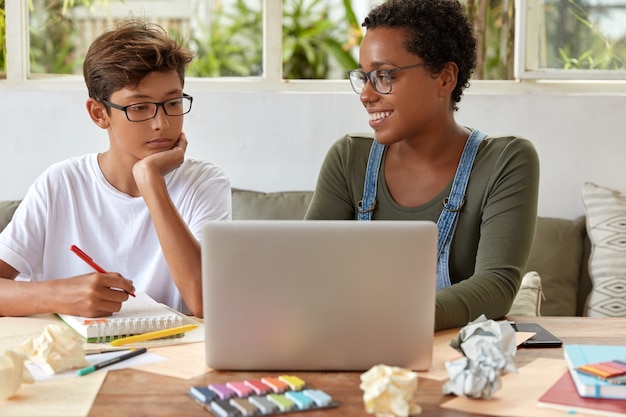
133,132 -> 188,180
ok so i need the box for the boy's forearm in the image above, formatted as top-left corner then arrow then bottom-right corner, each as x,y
137,173 -> 203,316
0,279 -> 55,317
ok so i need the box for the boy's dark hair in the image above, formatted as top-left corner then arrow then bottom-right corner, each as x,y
363,0 -> 477,111
83,20 -> 194,101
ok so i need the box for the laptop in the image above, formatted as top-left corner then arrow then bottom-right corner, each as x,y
201,220 -> 437,371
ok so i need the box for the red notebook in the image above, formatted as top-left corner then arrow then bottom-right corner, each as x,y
538,371 -> 626,417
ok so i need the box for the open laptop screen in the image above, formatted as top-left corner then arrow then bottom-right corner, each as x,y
201,220 -> 437,371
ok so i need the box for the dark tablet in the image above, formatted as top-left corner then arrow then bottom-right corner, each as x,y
512,323 -> 563,348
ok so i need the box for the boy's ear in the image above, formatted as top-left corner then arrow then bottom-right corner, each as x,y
86,98 -> 110,129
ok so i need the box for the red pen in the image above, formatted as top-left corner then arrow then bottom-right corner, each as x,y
70,245 -> 135,297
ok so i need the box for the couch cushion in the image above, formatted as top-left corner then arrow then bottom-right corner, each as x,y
229,190 -> 590,316
232,189 -> 313,220
582,182 -> 626,317
526,216 -> 586,316
0,200 -> 20,233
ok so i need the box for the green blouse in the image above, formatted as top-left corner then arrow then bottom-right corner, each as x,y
305,133 -> 540,330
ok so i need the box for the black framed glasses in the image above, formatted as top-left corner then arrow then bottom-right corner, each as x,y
347,64 -> 427,95
97,93 -> 193,122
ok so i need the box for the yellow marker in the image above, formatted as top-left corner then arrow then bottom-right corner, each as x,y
109,324 -> 198,346
279,375 -> 307,390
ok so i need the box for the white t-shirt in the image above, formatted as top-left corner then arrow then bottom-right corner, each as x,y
0,154 -> 231,313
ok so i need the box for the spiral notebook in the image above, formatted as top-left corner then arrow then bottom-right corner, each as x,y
57,292 -> 184,343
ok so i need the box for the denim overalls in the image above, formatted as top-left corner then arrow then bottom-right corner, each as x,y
357,130 -> 486,290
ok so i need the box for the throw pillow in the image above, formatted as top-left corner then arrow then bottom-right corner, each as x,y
581,182 -> 626,317
526,217 -> 585,316
507,271 -> 543,316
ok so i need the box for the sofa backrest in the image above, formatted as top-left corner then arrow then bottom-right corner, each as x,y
230,189 -> 593,317
232,188 -> 313,220
0,200 -> 20,233
0,190 -> 592,317
0,189 -> 314,228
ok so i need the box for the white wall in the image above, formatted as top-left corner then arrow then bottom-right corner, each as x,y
1,81 -> 625,220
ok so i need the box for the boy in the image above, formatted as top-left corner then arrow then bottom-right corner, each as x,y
0,20 -> 231,318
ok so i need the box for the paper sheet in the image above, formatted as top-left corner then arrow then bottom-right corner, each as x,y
132,341 -> 209,379
0,313 -> 202,416
0,370 -> 107,417
26,351 -> 166,382
418,328 -> 463,380
0,315 -> 61,353
419,328 -> 535,381
440,357 -> 569,417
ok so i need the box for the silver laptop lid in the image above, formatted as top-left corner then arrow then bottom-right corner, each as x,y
202,220 -> 437,371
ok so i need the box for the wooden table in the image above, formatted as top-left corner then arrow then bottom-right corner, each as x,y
88,316 -> 626,417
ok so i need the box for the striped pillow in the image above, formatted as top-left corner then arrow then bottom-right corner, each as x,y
581,182 -> 626,317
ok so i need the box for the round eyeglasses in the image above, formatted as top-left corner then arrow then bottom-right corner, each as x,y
347,63 -> 427,95
97,94 -> 193,122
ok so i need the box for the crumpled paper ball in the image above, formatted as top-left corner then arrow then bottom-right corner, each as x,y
19,324 -> 89,374
0,350 -> 34,400
359,364 -> 422,417
442,315 -> 517,399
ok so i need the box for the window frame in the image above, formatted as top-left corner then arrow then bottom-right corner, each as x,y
4,0 -> 352,92
2,0 -> 626,94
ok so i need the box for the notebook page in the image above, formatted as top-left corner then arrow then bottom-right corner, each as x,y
57,292 -> 183,342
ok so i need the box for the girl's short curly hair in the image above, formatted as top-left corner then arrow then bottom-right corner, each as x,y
363,0 -> 477,111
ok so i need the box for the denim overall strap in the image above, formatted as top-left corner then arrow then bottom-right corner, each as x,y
357,140 -> 385,221
436,129 -> 486,290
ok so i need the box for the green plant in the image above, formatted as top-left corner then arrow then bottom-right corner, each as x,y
544,0 -> 625,70
28,0 -> 115,74
464,0 -> 516,80
186,0 -> 263,77
282,0 -> 359,79
29,0 -> 75,74
4,0 -> 626,80
187,0 -> 360,79
559,48 -> 624,70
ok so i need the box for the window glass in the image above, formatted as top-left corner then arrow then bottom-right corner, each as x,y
282,0 -> 361,80
349,1 -> 518,81
539,0 -> 625,71
29,0 -> 206,76
462,0 -> 516,80
17,0 -> 626,81
29,0 -> 78,75
517,0 -> 626,78
26,0 -> 359,80
186,0 -> 263,77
